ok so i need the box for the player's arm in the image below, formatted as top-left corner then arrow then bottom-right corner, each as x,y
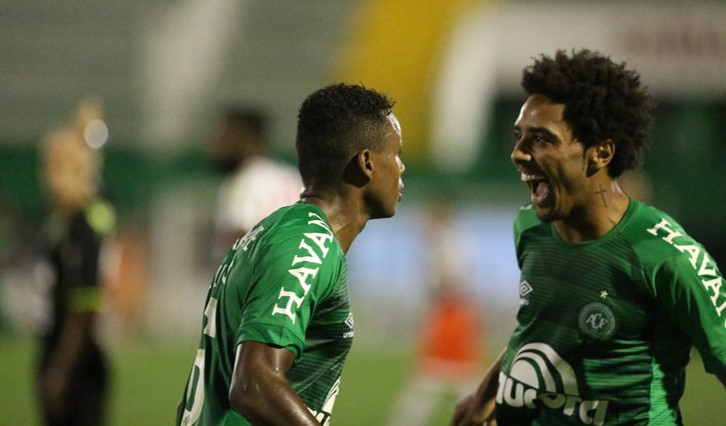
229,341 -> 320,425
449,348 -> 504,426
648,247 -> 726,390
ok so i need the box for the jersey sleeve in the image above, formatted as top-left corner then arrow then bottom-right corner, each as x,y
648,245 -> 726,375
235,219 -> 342,359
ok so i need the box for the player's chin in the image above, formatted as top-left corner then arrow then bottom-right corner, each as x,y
391,193 -> 403,215
372,202 -> 398,220
377,208 -> 397,219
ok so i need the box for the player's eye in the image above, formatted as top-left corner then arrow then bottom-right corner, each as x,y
532,134 -> 550,145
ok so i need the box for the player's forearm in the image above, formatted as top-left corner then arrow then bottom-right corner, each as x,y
229,376 -> 319,425
450,349 -> 505,426
473,348 -> 505,405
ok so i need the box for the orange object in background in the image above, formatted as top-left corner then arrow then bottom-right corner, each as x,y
418,291 -> 485,381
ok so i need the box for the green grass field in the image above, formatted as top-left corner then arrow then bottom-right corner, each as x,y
2,331 -> 723,425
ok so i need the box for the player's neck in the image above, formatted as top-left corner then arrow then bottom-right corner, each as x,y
301,194 -> 367,253
554,182 -> 630,243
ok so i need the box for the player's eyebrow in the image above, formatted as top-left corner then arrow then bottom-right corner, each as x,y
514,125 -> 559,141
530,126 -> 558,139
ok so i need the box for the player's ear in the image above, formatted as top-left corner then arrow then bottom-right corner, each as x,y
343,150 -> 372,187
358,149 -> 374,175
586,140 -> 614,176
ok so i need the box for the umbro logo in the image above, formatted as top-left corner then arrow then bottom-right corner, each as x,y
519,281 -> 533,297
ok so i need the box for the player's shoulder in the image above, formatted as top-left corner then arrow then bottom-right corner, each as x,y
258,203 -> 335,244
621,199 -> 704,266
239,203 -> 342,273
622,199 -> 689,243
512,204 -> 550,254
513,204 -> 545,234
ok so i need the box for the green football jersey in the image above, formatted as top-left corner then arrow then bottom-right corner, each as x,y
177,202 -> 354,426
496,199 -> 726,425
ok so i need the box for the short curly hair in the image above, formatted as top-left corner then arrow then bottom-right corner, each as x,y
296,83 -> 395,185
522,49 -> 654,177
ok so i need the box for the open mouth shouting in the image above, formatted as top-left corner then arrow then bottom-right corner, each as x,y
521,172 -> 551,206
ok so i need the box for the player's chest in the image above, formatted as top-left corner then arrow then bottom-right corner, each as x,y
517,245 -> 656,343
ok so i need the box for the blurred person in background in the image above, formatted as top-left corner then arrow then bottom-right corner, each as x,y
208,105 -> 302,260
451,49 -> 726,425
37,97 -> 115,426
388,205 -> 486,426
177,83 -> 405,425
618,168 -> 653,203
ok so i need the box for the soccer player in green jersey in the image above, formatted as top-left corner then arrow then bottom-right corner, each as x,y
451,50 -> 726,425
177,83 -> 405,425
